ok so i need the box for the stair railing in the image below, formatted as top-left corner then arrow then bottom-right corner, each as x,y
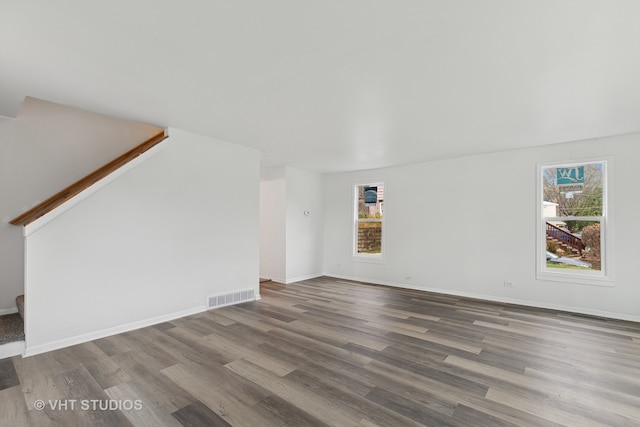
545,222 -> 583,254
10,130 -> 167,226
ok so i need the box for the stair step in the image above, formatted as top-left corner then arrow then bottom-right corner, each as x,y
546,237 -> 581,253
0,313 -> 25,345
16,295 -> 24,321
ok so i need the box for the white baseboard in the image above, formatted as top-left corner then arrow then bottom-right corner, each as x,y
0,307 -> 18,316
325,273 -> 640,323
285,273 -> 323,284
24,305 -> 207,357
262,273 -> 323,285
0,341 -> 25,360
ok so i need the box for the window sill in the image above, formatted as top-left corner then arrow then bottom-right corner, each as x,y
536,270 -> 613,287
352,254 -> 385,264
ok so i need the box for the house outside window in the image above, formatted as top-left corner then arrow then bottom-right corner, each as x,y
354,183 -> 384,261
537,159 -> 611,284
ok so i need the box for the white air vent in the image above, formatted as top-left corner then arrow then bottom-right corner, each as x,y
207,288 -> 256,309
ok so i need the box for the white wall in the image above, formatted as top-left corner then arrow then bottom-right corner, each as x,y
285,167 -> 324,283
259,166 -> 324,284
323,133 -> 640,321
0,119 -> 24,314
24,128 -> 260,355
260,176 -> 286,283
0,98 -> 162,312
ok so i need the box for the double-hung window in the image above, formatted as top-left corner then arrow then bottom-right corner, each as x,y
353,183 -> 384,261
538,159 -> 610,284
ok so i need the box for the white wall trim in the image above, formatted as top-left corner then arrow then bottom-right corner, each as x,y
24,304 -> 206,357
285,273 -> 323,284
0,341 -> 25,359
325,273 -> 640,323
0,307 -> 18,315
24,135 -> 171,237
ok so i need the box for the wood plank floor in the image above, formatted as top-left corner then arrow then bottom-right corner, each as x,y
2,277 -> 640,426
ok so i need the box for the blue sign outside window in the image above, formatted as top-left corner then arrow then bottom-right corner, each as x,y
364,186 -> 378,205
557,166 -> 584,185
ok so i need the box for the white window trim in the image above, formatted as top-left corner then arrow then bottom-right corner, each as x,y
352,181 -> 386,263
536,157 -> 613,286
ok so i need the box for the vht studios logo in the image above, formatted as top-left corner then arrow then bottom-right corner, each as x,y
34,399 -> 143,411
557,166 -> 584,192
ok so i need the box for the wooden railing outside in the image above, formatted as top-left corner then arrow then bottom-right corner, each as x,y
10,130 -> 167,226
545,222 -> 583,254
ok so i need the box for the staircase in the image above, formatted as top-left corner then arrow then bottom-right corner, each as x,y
546,222 -> 583,255
1,98 -> 169,359
0,296 -> 25,350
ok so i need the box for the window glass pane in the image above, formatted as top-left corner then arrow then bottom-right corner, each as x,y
357,222 -> 382,254
546,220 -> 601,271
356,184 -> 383,255
542,163 -> 604,218
357,185 -> 383,219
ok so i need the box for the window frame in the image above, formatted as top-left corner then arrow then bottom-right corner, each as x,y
352,181 -> 386,263
536,158 -> 613,286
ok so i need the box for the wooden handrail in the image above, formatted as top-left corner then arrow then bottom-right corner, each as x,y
10,130 -> 168,226
545,222 -> 583,254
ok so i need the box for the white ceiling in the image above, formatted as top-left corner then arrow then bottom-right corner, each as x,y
2,1 -> 640,173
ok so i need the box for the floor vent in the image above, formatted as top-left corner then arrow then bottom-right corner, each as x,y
207,289 -> 256,309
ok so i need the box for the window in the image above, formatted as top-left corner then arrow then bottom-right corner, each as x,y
538,160 -> 610,283
354,183 -> 384,260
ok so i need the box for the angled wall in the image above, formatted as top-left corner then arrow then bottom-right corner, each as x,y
0,98 -> 162,313
24,128 -> 260,355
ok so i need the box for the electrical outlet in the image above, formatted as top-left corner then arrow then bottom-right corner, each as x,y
503,281 -> 514,288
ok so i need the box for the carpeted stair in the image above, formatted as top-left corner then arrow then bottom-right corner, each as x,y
0,295 -> 25,346
16,295 -> 24,320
